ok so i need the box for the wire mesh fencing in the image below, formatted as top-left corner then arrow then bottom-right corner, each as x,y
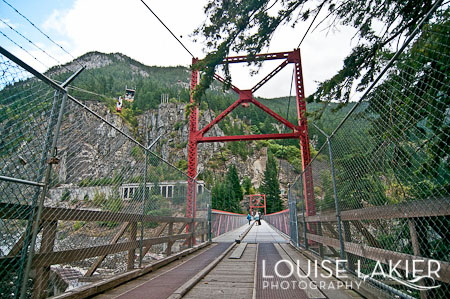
264,209 -> 290,236
0,48 -> 210,298
210,209 -> 247,238
288,6 -> 449,299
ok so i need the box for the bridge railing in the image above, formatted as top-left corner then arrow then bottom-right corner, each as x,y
211,209 -> 247,238
288,7 -> 449,298
263,209 -> 290,236
0,48 -> 210,298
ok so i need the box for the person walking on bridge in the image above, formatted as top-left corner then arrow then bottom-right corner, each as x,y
247,213 -> 252,225
254,212 -> 260,226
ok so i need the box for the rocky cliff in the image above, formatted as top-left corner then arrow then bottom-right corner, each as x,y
141,102 -> 275,188
52,99 -> 296,196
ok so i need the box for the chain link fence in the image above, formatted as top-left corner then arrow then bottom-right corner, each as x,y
264,209 -> 290,237
210,209 -> 247,238
0,47 -> 210,298
288,5 -> 449,298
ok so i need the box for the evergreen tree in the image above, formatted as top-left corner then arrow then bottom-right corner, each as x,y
242,176 -> 252,195
260,150 -> 282,213
211,182 -> 220,210
226,165 -> 243,202
260,116 -> 277,134
210,165 -> 243,213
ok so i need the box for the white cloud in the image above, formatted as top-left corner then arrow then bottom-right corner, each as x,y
42,10 -> 69,35
38,0 -> 358,98
0,18 -> 17,29
41,0 -> 206,66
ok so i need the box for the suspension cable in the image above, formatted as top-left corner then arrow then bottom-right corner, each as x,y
0,18 -> 62,65
297,0 -> 327,48
139,0 -> 195,58
1,0 -> 103,88
1,0 -> 79,63
0,30 -> 49,69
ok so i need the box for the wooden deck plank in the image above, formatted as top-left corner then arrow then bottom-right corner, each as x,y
229,242 -> 247,259
184,244 -> 257,299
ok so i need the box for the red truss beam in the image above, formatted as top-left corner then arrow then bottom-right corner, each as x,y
199,96 -> 297,137
198,132 -> 302,143
250,194 -> 266,215
222,51 -> 290,64
213,73 -> 241,94
250,98 -> 296,131
252,59 -> 289,93
187,49 -> 316,224
199,97 -> 244,136
292,52 -> 316,217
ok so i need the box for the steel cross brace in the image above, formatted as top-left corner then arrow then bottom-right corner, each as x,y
250,194 -> 266,215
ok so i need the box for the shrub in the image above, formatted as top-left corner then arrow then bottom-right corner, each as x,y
104,195 -> 123,212
174,121 -> 183,131
97,221 -> 119,228
61,189 -> 71,201
79,177 -> 113,187
93,191 -> 107,207
175,159 -> 188,171
131,145 -> 144,160
73,221 -> 85,231
176,141 -> 188,149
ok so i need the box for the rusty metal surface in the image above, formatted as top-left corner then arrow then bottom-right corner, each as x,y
115,243 -> 231,299
256,243 -> 309,299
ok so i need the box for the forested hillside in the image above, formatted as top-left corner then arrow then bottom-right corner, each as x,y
43,51 -> 352,164
0,51 -> 353,214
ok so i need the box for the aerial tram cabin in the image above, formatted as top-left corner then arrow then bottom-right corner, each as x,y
124,86 -> 136,102
116,86 -> 136,113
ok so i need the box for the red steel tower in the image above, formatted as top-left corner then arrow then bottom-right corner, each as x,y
186,49 -> 316,233
250,194 -> 267,215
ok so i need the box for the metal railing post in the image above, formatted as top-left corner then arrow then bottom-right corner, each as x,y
311,122 -> 346,261
18,68 -> 84,299
207,203 -> 212,242
139,116 -> 149,268
327,137 -> 346,263
16,89 -> 60,299
300,176 -> 308,249
289,183 -> 300,248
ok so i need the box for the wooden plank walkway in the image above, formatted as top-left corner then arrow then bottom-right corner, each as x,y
213,222 -> 254,242
229,242 -> 247,259
184,243 -> 257,299
92,243 -> 231,299
89,221 -> 382,299
242,220 -> 289,243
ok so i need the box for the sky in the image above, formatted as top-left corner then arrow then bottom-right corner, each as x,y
0,0 -> 358,98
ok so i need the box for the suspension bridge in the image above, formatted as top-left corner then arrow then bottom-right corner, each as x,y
1,0 -> 449,298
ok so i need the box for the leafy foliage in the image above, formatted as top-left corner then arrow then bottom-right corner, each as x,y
193,0 -> 438,105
